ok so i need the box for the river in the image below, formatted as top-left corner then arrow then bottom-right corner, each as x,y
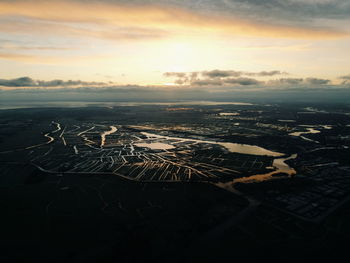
140,132 -> 284,157
100,126 -> 118,147
216,154 -> 297,193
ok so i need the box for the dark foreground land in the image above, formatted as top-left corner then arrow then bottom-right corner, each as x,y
1,102 -> 350,262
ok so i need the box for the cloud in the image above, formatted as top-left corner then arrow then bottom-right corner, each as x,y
0,74 -> 336,90
339,74 -> 350,80
0,71 -> 348,106
0,51 -> 108,64
164,69 -> 285,85
1,81 -> 349,104
202,70 -> 242,78
270,78 -> 304,85
219,0 -> 350,20
0,77 -> 107,88
0,42 -> 74,51
0,0 -> 347,40
163,72 -> 187,78
269,78 -> 331,85
5,1 -> 348,26
191,79 -> 224,86
224,77 -> 261,86
305,77 -> 330,85
203,70 -> 286,78
0,52 -> 39,62
0,77 -> 36,87
0,1 -> 347,65
247,70 -> 287,77
232,44 -> 312,51
0,16 -> 168,42
190,77 -> 261,86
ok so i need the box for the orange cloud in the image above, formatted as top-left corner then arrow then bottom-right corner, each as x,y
0,18 -> 168,41
0,52 -> 37,62
0,52 -> 108,64
0,0 -> 347,39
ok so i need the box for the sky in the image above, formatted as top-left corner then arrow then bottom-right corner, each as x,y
0,0 -> 350,102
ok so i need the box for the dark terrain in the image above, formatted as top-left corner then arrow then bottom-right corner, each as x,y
1,102 -> 350,262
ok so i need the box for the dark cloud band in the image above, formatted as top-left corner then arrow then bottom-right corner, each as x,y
0,77 -> 107,87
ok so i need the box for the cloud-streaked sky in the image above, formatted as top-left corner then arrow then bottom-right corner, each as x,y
0,0 -> 349,89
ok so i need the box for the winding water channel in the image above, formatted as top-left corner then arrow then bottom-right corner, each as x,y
100,126 -> 118,147
2,122 -> 298,193
141,132 -> 284,157
217,153 -> 297,191
139,131 -> 297,191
